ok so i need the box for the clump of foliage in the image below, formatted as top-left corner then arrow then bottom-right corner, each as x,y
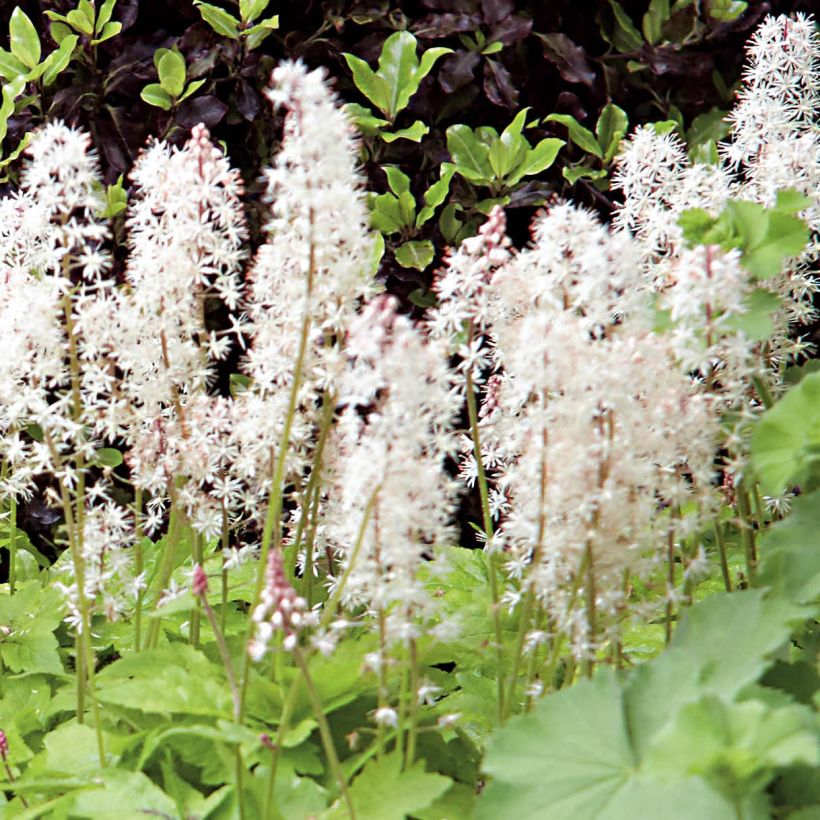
0,4 -> 818,820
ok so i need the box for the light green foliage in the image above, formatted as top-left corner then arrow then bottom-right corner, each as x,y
368,163 -> 455,270
194,0 -> 279,50
344,31 -> 451,141
547,103 -> 628,186
46,0 -> 121,45
752,374 -> 820,495
141,47 -> 204,110
326,753 -> 451,820
446,108 -> 564,196
679,190 -> 811,279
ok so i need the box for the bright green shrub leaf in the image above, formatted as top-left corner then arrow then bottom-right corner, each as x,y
752,373 -> 820,495
507,137 -> 564,185
370,192 -> 407,234
447,124 -> 493,184
178,78 -> 206,102
608,0 -> 644,51
41,34 -> 79,87
344,103 -> 389,136
9,9 -> 40,69
240,0 -> 269,23
91,21 -> 122,45
0,76 -> 25,144
140,83 -> 173,110
66,7 -> 94,36
743,211 -> 809,279
343,54 -> 391,118
157,49 -> 186,98
642,0 -> 670,45
383,165 -> 411,197
345,32 -> 450,121
563,166 -> 608,185
596,103 -> 628,162
96,0 -> 118,32
194,1 -> 240,38
395,239 -> 435,271
479,669 -> 735,820
328,753 -> 451,820
545,113 -> 603,158
380,120 -> 429,142
244,16 -> 279,50
417,163 -> 456,227
0,48 -> 27,81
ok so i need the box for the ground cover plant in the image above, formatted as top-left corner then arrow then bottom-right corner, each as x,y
0,2 -> 818,819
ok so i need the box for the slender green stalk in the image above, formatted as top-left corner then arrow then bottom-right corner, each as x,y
736,485 -> 757,585
665,526 -> 676,645
403,639 -> 420,769
134,488 -> 144,651
199,585 -> 241,720
145,495 -> 185,649
713,517 -> 732,593
264,675 -> 301,819
221,503 -> 230,633
582,541 -> 597,679
293,647 -> 356,819
190,533 -> 203,647
8,496 -> 16,596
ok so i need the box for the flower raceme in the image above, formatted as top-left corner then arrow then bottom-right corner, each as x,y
0,16 -> 815,715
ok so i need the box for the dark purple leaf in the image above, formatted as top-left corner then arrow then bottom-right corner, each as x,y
554,91 -> 587,123
537,32 -> 596,88
488,14 -> 532,46
480,0 -> 514,26
483,58 -> 517,108
640,44 -> 713,77
117,0 -> 140,32
177,95 -> 228,128
420,0 -> 479,12
413,13 -> 479,38
235,79 -> 260,122
439,50 -> 480,93
507,180 -> 554,208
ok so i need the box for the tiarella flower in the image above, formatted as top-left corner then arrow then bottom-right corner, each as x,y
232,61 -> 377,529
323,296 -> 460,648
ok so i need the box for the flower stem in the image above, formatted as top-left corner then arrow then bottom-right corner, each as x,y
292,646 -> 356,819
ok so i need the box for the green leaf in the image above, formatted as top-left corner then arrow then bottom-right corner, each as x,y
596,103 -> 628,162
608,0 -> 644,52
395,240 -> 435,271
642,0 -> 670,45
488,108 -> 530,180
479,668 -> 736,820
343,53 -> 391,118
240,0 -> 269,23
563,166 -> 608,185
344,102 -> 389,137
41,35 -> 79,87
447,124 -> 493,184
140,83 -> 173,110
43,34 -> 80,87
416,163 -> 456,227
329,753 -> 451,820
383,165 -> 411,197
370,193 -> 408,234
0,49 -> 27,81
774,188 -> 814,215
94,447 -> 124,468
9,9 -> 40,70
96,0 -> 118,33
178,77 -> 206,103
752,373 -> 820,495
380,120 -> 429,143
0,76 -> 24,146
743,211 -> 809,278
546,113 -> 602,159
49,21 -> 75,46
65,8 -> 94,36
378,31 -> 430,119
507,138 -> 564,186
194,1 -> 240,38
91,21 -> 122,45
723,288 -> 782,342
244,16 -> 279,50
756,491 -> 820,607
157,49 -> 186,98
